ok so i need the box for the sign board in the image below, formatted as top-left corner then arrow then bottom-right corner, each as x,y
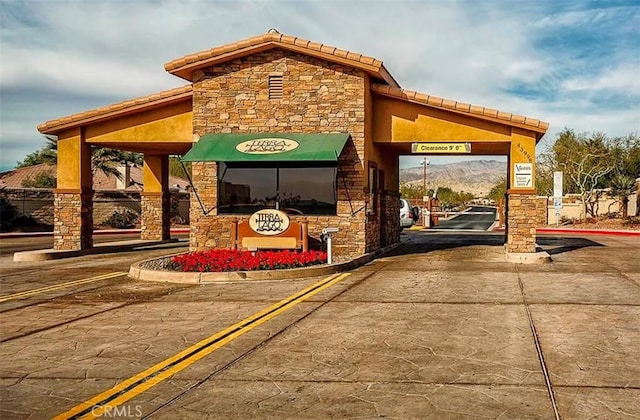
513,163 -> 533,188
412,142 -> 471,154
236,138 -> 299,155
248,209 -> 290,235
554,197 -> 562,209
553,171 -> 563,198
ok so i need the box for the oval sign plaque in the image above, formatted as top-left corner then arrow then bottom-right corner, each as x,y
236,138 -> 299,155
249,209 -> 290,236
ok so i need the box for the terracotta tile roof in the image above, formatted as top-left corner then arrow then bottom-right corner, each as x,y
0,164 -> 190,192
164,31 -> 400,87
37,85 -> 193,134
0,164 -> 56,189
371,84 -> 549,134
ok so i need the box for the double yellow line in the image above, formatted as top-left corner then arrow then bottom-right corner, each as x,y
0,272 -> 127,303
55,272 -> 351,419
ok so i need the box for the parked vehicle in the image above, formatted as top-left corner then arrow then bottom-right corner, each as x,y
400,198 -> 415,229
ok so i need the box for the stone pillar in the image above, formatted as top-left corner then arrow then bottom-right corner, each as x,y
53,128 -> 93,250
141,155 -> 170,241
53,189 -> 93,250
506,128 -> 538,254
506,191 -> 538,253
140,192 -> 170,240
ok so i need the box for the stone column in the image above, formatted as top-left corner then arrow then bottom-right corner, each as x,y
506,191 -> 538,253
506,129 -> 538,254
53,128 -> 93,250
140,192 -> 170,240
141,155 -> 170,241
53,188 -> 93,250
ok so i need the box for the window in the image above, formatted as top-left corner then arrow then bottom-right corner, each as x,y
218,162 -> 337,215
368,162 -> 378,214
268,75 -> 283,100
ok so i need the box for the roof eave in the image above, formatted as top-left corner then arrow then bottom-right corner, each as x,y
37,88 -> 193,135
371,84 -> 548,137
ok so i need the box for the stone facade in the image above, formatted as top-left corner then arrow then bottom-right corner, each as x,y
53,191 -> 92,250
506,193 -> 537,253
140,193 -> 171,240
189,49 -> 373,260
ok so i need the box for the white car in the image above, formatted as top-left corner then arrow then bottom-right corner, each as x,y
400,198 -> 416,229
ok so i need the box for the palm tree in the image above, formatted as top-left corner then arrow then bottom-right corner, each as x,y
42,136 -> 142,180
610,173 -> 637,218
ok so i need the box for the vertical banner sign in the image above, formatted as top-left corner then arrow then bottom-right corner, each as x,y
553,171 -> 563,209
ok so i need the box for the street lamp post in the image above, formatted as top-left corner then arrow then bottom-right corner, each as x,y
421,158 -> 429,227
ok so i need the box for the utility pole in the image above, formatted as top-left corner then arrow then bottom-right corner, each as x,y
421,157 -> 429,196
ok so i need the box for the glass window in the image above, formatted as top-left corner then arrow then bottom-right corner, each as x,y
218,163 -> 337,215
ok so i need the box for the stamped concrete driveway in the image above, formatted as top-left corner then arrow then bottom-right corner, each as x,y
0,231 -> 638,419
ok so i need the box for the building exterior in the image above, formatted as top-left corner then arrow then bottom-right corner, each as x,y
37,31 -> 548,257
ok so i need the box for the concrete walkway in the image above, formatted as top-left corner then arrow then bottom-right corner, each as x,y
0,231 -> 638,418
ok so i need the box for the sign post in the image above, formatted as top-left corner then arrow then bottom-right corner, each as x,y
553,171 -> 563,226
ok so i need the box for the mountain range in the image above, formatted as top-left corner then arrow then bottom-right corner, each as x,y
399,159 -> 507,197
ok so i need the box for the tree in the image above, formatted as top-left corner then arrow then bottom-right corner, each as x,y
399,183 -> 432,200
541,129 -> 615,220
21,171 -> 57,188
487,177 -> 507,204
610,173 -> 637,218
15,136 -> 57,168
15,136 -> 142,180
169,156 -> 191,179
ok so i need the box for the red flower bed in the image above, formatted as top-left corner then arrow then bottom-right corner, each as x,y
171,249 -> 328,272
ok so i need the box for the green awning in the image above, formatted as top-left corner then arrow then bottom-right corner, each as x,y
181,133 -> 350,162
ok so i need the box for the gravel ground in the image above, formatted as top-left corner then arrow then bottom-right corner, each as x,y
140,256 -> 181,271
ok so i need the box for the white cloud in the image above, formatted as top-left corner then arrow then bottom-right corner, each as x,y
2,46 -> 180,99
562,64 -> 640,96
0,0 -> 638,171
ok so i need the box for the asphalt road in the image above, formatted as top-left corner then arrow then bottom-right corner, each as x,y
434,206 -> 497,230
0,232 -> 189,256
1,231 -> 639,418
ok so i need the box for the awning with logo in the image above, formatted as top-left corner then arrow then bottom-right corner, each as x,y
181,133 -> 350,162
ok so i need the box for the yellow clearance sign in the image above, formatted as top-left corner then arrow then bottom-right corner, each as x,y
412,142 -> 471,154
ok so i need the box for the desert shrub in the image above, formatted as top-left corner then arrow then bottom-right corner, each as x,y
0,197 -> 18,231
622,216 -> 640,228
170,215 -> 187,225
102,209 -> 139,229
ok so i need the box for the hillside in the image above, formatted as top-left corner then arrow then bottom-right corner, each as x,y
400,159 -> 506,197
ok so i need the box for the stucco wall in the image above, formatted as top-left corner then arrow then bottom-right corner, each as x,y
189,49 -> 375,259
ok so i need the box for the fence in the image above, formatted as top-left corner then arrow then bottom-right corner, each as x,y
1,188 -> 190,227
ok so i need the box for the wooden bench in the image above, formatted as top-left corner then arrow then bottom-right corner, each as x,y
231,218 -> 308,252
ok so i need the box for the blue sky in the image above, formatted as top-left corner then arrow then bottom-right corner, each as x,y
1,0 -> 638,172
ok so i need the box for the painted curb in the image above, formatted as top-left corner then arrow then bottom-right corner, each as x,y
0,228 -> 190,239
129,243 -> 401,284
536,228 -> 640,236
13,239 -> 185,262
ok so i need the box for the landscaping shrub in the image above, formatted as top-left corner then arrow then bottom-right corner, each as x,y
171,249 -> 328,272
102,209 -> 139,229
0,197 -> 18,231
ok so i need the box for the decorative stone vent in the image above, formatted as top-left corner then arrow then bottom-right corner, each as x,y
268,75 -> 283,99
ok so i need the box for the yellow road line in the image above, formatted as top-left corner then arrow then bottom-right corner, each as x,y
55,272 -> 351,420
0,272 -> 127,303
